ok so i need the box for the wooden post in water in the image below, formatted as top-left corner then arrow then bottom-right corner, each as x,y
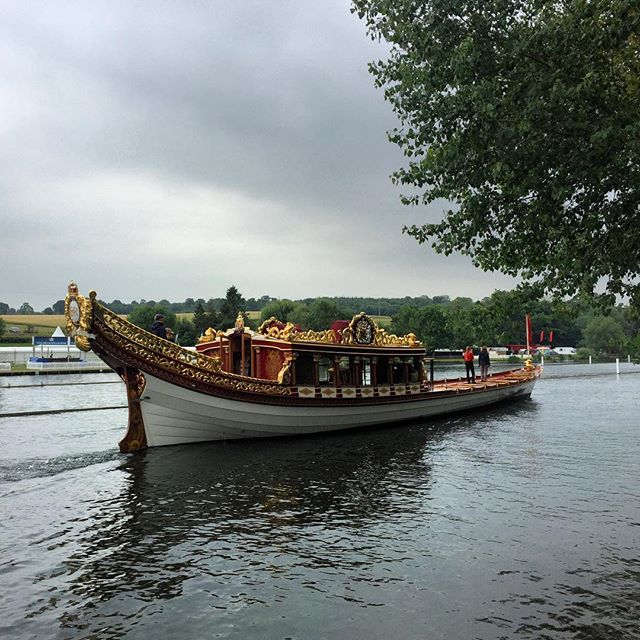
616,358 -> 620,375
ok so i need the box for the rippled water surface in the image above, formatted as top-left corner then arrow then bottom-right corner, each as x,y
1,367 -> 639,639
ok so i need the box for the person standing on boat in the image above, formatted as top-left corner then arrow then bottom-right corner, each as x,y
479,346 -> 490,381
463,346 -> 476,384
150,313 -> 168,339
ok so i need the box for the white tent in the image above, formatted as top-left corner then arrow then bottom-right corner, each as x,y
51,326 -> 66,337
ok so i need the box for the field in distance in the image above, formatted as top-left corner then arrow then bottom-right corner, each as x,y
2,315 -> 67,328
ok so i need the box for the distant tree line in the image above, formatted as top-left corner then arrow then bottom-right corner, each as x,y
389,289 -> 640,358
2,293 -> 473,317
2,287 -> 639,357
0,301 -> 39,315
123,287 -> 638,358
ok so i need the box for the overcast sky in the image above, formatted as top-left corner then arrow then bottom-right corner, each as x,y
0,0 -> 517,311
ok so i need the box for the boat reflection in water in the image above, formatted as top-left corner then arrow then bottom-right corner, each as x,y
52,413 -> 515,635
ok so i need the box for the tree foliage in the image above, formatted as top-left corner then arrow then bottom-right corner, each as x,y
353,0 -> 640,305
174,318 -> 197,346
192,301 -> 208,334
392,305 -> 453,349
387,288 -> 639,352
219,286 -> 246,329
299,299 -> 353,331
52,300 -> 66,314
259,299 -> 304,324
582,315 -> 627,354
192,300 -> 221,335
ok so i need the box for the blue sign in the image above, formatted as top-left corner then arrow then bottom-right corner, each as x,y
33,336 -> 69,346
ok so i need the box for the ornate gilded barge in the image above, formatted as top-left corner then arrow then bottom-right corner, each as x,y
64,283 -> 541,452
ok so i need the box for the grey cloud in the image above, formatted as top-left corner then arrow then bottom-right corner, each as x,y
0,1 -> 517,310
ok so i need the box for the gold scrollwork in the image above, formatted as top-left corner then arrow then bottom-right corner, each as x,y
258,317 -> 307,342
98,307 -> 222,372
344,312 -> 375,345
277,356 -> 293,385
197,327 -> 227,344
269,323 -> 297,341
258,317 -> 274,334
257,312 -> 420,347
293,328 -> 338,343
346,312 -> 421,347
374,328 -> 420,347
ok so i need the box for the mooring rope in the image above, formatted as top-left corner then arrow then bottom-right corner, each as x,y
0,405 -> 127,418
1,380 -> 120,389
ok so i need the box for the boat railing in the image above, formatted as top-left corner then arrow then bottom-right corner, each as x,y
92,304 -> 294,396
95,304 -> 222,372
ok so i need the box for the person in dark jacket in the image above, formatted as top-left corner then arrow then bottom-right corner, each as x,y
479,346 -> 491,381
150,313 -> 167,339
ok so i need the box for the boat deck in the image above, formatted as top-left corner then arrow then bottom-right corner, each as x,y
434,370 -> 536,393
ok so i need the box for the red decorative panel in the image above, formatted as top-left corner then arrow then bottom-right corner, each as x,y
260,348 -> 285,381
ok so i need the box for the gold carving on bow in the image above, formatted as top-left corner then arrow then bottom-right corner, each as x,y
64,282 -> 94,351
92,302 -> 290,396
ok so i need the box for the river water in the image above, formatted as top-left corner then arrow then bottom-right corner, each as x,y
1,364 -> 639,639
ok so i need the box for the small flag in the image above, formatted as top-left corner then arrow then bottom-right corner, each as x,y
539,330 -> 545,343
549,330 -> 554,343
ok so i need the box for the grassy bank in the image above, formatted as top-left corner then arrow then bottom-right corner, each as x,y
1,315 -> 67,342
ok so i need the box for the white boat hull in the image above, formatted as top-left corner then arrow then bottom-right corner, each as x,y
140,373 -> 536,447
